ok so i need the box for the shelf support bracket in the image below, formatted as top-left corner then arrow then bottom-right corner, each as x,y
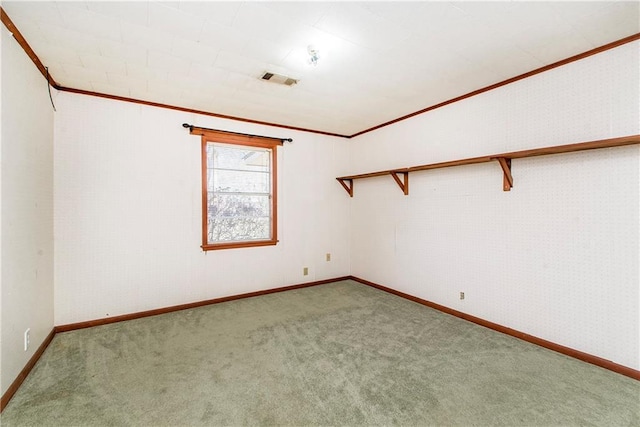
389,171 -> 409,195
496,157 -> 513,191
336,178 -> 354,197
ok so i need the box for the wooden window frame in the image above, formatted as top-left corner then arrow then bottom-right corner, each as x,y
197,130 -> 282,251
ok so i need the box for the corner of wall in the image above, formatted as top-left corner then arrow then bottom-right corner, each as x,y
1,24 -> 55,397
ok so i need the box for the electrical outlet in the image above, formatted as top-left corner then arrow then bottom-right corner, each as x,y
460,292 -> 465,300
303,267 -> 309,276
326,253 -> 331,262
24,328 -> 30,351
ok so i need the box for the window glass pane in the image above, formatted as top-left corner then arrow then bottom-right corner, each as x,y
207,217 -> 270,243
210,144 -> 270,172
206,144 -> 215,166
208,194 -> 270,218
210,169 -> 269,193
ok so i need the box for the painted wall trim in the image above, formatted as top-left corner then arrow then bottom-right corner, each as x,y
349,276 -> 640,381
1,7 -> 637,139
0,329 -> 56,412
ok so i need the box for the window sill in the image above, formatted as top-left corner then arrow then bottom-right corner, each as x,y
201,240 -> 278,251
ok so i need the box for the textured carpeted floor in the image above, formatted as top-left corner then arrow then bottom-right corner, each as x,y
2,280 -> 639,426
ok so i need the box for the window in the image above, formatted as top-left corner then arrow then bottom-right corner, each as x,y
196,129 -> 281,251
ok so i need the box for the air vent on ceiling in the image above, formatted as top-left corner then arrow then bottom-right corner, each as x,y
260,71 -> 298,86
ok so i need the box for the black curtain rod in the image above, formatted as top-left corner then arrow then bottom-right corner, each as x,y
182,123 -> 293,142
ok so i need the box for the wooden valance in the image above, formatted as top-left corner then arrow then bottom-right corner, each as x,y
183,123 -> 289,146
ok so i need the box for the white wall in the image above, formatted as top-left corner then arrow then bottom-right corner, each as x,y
1,27 -> 55,395
349,42 -> 640,370
53,93 -> 351,325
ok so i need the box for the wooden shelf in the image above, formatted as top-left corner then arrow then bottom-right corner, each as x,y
336,134 -> 640,196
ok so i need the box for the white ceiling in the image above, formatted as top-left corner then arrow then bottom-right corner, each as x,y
3,1 -> 639,136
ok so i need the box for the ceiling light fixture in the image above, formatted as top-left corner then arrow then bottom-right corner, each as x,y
307,45 -> 320,66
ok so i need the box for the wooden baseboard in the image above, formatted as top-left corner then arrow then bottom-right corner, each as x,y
349,276 -> 640,381
4,275 -> 635,414
55,276 -> 351,333
1,328 -> 56,412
